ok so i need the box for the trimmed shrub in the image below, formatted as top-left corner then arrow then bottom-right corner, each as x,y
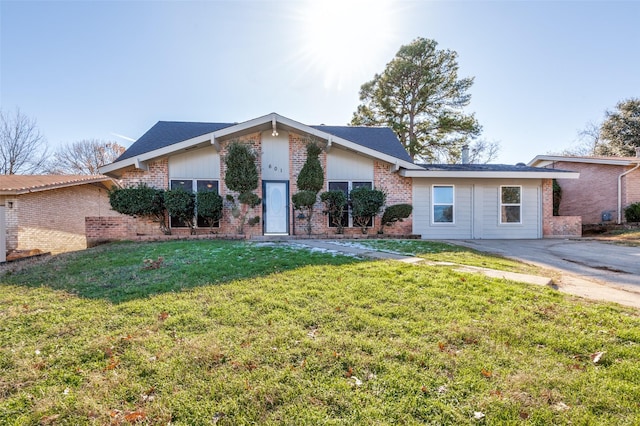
350,187 -> 386,233
293,143 -> 324,235
624,202 -> 640,222
197,191 -> 223,232
164,189 -> 196,233
320,190 -> 347,234
108,184 -> 168,234
379,204 -> 413,234
224,141 -> 261,233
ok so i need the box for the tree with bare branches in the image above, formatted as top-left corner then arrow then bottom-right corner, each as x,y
0,108 -> 49,174
49,139 -> 125,175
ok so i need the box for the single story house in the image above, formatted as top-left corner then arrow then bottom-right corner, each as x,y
0,175 -> 117,259
98,113 -> 579,240
529,153 -> 640,225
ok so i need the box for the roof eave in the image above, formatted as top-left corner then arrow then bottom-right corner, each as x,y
0,176 -> 115,195
528,155 -> 639,167
400,170 -> 580,179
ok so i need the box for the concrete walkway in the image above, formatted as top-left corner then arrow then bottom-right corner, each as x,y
295,239 -> 640,310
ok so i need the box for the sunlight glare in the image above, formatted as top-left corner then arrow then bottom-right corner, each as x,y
297,0 -> 397,91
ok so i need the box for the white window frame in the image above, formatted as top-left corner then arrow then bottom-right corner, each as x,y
431,185 -> 455,225
169,178 -> 220,228
327,180 -> 373,228
499,185 -> 522,225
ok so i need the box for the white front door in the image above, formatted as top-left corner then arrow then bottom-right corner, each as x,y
264,181 -> 288,234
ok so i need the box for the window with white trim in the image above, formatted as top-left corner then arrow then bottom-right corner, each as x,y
169,179 -> 220,228
327,181 -> 373,227
432,185 -> 454,223
500,186 -> 521,224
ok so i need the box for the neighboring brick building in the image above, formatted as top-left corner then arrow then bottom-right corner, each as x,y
0,175 -> 117,256
529,154 -> 640,225
99,113 -> 579,241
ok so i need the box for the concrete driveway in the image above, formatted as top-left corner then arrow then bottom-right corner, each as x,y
449,239 -> 640,306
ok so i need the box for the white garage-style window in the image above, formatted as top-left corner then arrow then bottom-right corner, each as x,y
432,185 -> 454,224
170,179 -> 220,228
500,186 -> 522,224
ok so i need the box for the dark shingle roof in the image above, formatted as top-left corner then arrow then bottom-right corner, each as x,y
416,163 -> 575,173
116,121 -> 413,163
117,121 -> 235,161
310,125 -> 413,163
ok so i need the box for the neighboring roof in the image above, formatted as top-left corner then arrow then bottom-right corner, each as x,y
117,121 -> 234,161
310,125 -> 413,163
529,155 -> 640,167
400,163 -> 579,179
0,175 -> 114,195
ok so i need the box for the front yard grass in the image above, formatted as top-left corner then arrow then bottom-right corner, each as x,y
1,240 -> 639,425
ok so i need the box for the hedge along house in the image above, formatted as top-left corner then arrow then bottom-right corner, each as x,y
0,175 -> 117,260
98,113 -> 579,240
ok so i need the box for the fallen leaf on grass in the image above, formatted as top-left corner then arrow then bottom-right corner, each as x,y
158,311 -> 169,321
345,367 -> 353,378
124,410 -> 146,422
481,369 -> 492,378
473,411 -> 485,420
551,402 -> 570,412
591,351 -> 605,364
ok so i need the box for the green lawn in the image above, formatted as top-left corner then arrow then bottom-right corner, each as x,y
1,240 -> 639,425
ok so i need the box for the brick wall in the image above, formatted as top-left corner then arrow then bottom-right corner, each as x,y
549,161 -> 626,224
622,167 -> 640,212
9,184 -> 121,254
120,159 -> 169,189
374,160 -> 413,235
541,178 -> 582,238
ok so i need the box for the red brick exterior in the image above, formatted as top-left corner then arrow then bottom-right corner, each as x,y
6,184 -> 121,254
541,178 -> 582,238
90,131 -> 415,241
546,161 -> 640,224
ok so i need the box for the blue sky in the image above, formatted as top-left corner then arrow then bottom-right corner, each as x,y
1,0 -> 639,165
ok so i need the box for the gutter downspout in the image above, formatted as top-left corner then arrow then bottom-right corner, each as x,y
617,162 -> 640,224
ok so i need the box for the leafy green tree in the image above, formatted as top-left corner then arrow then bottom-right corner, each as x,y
350,187 -> 386,234
108,184 -> 168,234
595,98 -> 640,156
351,37 -> 481,162
320,190 -> 347,234
224,141 -> 261,234
196,190 -> 223,232
292,143 -> 324,235
164,188 -> 196,233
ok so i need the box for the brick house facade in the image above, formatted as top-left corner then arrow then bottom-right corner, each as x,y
96,113 -> 578,242
0,175 -> 117,255
530,155 -> 640,225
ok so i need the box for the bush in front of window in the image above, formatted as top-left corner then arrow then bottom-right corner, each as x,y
350,187 -> 386,234
378,204 -> 413,234
624,202 -> 640,223
108,184 -> 169,234
164,188 -> 196,233
197,190 -> 223,233
320,190 -> 347,234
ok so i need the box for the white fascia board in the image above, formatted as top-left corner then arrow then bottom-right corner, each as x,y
400,170 -> 580,179
528,155 -> 636,167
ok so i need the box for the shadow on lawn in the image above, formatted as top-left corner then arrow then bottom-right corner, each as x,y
0,240 -> 362,303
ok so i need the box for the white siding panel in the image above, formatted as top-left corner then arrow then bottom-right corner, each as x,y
413,178 -> 543,239
327,148 -> 374,181
168,146 -> 220,179
412,179 -> 472,239
261,131 -> 290,180
479,180 -> 541,239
